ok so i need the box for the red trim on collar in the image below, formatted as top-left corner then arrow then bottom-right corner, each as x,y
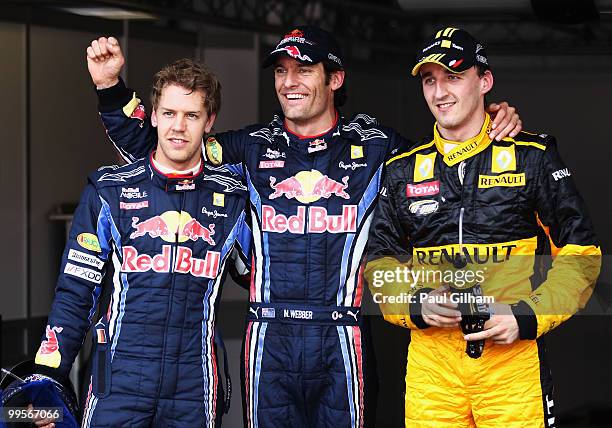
284,110 -> 339,139
149,151 -> 204,178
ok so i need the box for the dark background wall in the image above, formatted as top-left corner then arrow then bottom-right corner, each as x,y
1,5 -> 610,427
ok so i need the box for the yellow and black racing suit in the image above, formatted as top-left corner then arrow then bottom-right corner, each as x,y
366,114 -> 601,427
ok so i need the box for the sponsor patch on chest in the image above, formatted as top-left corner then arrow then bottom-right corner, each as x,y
259,160 -> 285,169
406,180 -> 440,197
409,199 -> 439,216
478,173 -> 525,188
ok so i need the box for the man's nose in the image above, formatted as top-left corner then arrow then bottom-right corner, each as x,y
434,80 -> 449,99
283,69 -> 299,88
172,115 -> 186,131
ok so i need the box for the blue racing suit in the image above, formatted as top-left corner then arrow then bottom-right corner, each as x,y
35,153 -> 251,427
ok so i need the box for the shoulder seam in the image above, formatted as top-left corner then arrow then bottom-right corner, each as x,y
503,137 -> 546,151
386,141 -> 435,166
94,164 -> 147,185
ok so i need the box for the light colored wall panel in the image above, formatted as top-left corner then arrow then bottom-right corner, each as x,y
0,22 -> 26,320
29,25 -> 119,317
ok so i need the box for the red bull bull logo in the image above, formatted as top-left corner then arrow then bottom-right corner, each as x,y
182,219 -> 215,245
175,179 -> 195,191
312,175 -> 349,199
40,326 -> 62,354
269,176 -> 305,200
277,45 -> 312,62
122,245 -> 220,278
35,326 -> 63,368
130,104 -> 146,121
284,29 -> 304,39
308,138 -> 327,153
269,171 -> 350,203
129,211 -> 216,244
131,216 -> 169,239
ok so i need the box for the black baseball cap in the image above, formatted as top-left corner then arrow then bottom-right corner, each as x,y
411,27 -> 490,76
262,26 -> 344,69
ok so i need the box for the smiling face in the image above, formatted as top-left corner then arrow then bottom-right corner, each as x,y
274,56 -> 344,135
420,63 -> 493,140
151,84 -> 216,171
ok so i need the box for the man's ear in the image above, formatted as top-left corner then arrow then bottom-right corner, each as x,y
329,70 -> 345,91
204,112 -> 217,133
151,109 -> 158,127
481,70 -> 494,96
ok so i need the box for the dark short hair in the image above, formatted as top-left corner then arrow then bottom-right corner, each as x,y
475,64 -> 489,78
151,58 -> 221,116
323,60 -> 347,108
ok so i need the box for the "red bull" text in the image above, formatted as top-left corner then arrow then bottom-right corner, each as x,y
262,205 -> 357,234
121,245 -> 220,278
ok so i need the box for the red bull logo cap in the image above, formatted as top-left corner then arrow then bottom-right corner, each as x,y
411,27 -> 490,77
262,25 -> 344,69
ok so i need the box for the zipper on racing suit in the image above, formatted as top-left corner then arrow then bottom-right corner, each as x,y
455,159 -> 490,358
154,190 -> 187,404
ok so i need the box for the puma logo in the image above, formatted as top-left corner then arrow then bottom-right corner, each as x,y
347,310 -> 359,321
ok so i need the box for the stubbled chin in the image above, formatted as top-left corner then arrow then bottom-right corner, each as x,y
282,107 -> 306,121
436,116 -> 458,130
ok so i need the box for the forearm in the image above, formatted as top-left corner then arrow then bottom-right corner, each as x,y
512,245 -> 601,339
96,78 -> 157,162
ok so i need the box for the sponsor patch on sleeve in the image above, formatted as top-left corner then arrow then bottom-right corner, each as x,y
122,93 -> 142,118
34,325 -> 63,368
77,233 -> 102,252
551,168 -> 571,181
206,136 -> 223,165
64,262 -> 103,284
68,249 -> 104,269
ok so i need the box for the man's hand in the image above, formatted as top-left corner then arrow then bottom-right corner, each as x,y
26,404 -> 56,428
421,285 -> 462,328
463,303 -> 519,345
86,36 -> 124,89
487,102 -> 522,141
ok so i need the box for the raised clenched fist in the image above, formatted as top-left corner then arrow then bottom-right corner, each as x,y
86,36 -> 125,89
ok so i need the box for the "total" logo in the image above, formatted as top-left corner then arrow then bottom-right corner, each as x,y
407,180 -> 440,197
